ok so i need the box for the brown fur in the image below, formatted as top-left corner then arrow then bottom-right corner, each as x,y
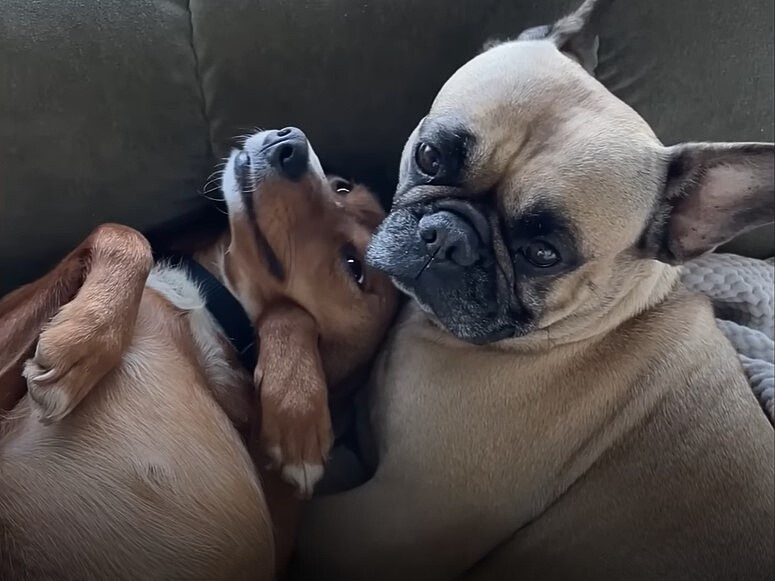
0,133 -> 398,579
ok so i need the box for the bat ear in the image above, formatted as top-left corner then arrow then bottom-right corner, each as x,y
516,0 -> 613,74
645,142 -> 775,263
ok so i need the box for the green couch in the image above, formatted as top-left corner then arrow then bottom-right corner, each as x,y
1,0 -> 773,295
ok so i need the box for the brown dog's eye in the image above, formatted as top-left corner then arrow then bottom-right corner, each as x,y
331,178 -> 352,194
522,241 -> 561,268
416,142 -> 441,177
342,246 -> 365,288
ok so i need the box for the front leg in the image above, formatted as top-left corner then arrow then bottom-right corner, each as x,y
0,224 -> 152,423
247,302 -> 332,576
253,301 -> 333,498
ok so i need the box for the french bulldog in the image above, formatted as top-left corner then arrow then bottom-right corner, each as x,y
293,1 -> 775,579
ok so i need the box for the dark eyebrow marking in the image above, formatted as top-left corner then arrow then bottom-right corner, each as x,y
507,205 -> 567,238
504,203 -> 584,267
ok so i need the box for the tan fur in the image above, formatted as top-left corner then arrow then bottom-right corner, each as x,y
0,134 -> 398,580
293,8 -> 774,580
2,286 -> 273,580
298,296 -> 773,580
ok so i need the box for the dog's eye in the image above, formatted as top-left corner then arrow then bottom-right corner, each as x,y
331,178 -> 353,194
342,246 -> 365,288
415,142 -> 442,177
522,241 -> 561,268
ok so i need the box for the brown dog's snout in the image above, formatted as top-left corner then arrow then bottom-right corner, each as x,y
261,127 -> 309,181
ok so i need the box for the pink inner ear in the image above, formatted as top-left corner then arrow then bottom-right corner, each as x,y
672,164 -> 761,255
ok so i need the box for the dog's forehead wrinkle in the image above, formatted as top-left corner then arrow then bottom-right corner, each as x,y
502,119 -> 663,214
432,38 -> 658,147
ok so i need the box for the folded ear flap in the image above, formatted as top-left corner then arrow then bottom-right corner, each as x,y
647,142 -> 775,264
516,0 -> 612,74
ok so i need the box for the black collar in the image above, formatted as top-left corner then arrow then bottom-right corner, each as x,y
155,253 -> 258,370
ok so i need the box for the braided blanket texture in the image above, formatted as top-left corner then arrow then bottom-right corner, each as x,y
682,254 -> 774,423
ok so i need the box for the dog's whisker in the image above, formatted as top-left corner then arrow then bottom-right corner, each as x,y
414,247 -> 440,280
203,172 -> 225,185
202,180 -> 224,192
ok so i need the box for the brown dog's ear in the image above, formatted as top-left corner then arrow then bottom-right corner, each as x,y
516,0 -> 613,74
645,142 -> 775,264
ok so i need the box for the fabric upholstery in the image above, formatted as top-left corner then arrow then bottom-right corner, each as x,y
1,0 -> 773,294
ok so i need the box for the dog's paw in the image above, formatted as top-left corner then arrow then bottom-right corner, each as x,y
281,463 -> 325,498
24,301 -> 126,424
260,392 -> 332,498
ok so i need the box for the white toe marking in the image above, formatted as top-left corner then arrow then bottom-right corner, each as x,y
282,462 -> 324,497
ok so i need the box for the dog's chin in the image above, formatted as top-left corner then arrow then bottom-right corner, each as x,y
422,307 -> 519,345
391,273 -> 521,344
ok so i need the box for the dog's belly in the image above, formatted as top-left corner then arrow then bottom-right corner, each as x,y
0,287 -> 272,580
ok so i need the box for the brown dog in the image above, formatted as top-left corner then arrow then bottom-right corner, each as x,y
293,2 -> 775,580
0,127 -> 398,580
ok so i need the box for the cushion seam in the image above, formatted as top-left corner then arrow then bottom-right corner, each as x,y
186,0 -> 216,166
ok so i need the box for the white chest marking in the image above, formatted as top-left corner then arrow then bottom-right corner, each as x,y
146,263 -> 248,391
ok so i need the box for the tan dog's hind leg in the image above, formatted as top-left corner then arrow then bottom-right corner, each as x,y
254,302 -> 332,498
0,224 -> 152,423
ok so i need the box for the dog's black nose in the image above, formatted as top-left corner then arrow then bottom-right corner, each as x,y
263,127 -> 309,180
418,211 -> 480,267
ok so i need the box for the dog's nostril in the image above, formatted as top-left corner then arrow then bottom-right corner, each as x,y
418,211 -> 480,268
269,138 -> 309,181
420,228 -> 438,244
443,244 -> 459,262
276,127 -> 292,137
278,144 -> 295,163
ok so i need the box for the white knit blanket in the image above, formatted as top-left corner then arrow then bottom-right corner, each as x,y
682,253 -> 774,423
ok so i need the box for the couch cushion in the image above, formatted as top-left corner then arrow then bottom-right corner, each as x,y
1,0 -> 772,294
0,0 -> 211,293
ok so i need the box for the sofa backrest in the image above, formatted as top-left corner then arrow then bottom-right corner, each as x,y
1,0 -> 772,294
